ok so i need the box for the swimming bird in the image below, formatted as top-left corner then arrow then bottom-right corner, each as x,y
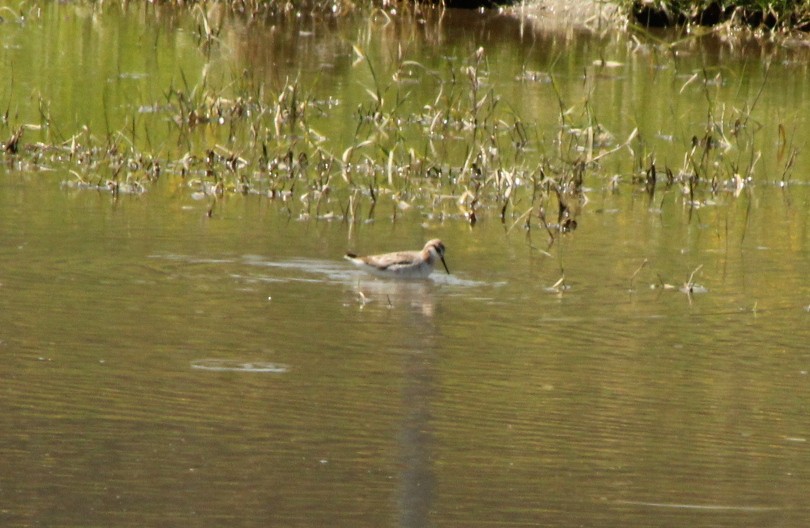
344,239 -> 450,279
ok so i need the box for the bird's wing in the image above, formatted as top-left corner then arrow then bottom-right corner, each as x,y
367,251 -> 419,270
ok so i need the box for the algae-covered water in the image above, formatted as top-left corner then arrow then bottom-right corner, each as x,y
1,3 -> 809,527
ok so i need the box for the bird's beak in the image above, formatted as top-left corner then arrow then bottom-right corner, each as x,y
440,254 -> 450,274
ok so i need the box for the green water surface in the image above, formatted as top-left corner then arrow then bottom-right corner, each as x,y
1,3 -> 809,527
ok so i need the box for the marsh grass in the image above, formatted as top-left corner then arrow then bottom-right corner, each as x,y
0,2 -> 803,251
629,0 -> 810,31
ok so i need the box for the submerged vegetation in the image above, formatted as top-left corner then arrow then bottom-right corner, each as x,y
0,1 -> 806,256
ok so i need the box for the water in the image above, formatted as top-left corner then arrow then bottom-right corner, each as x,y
1,3 -> 810,527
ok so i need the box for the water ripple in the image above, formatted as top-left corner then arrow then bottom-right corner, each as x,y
190,359 -> 289,373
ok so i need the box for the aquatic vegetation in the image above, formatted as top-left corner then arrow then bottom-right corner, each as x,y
630,0 -> 810,31
0,1 -> 805,255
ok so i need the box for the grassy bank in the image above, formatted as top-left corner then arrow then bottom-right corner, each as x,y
629,0 -> 810,31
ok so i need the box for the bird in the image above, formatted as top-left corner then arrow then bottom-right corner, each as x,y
344,239 -> 450,279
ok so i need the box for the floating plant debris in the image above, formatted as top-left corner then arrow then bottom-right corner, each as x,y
190,359 -> 289,373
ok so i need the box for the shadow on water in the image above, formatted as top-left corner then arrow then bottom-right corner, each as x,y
398,332 -> 437,528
